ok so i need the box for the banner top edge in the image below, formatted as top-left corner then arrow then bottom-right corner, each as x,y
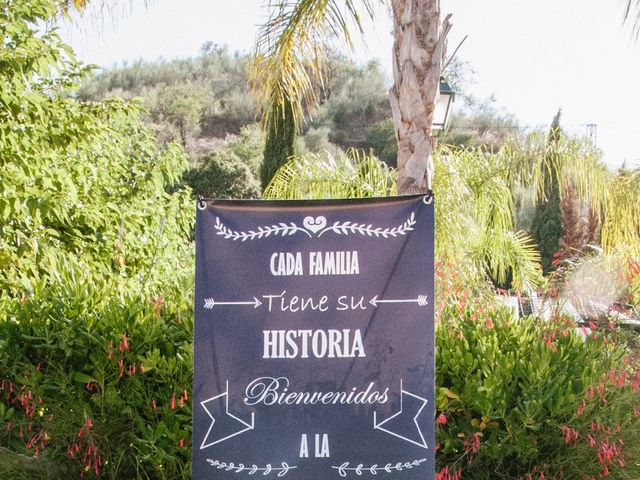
196,194 -> 432,209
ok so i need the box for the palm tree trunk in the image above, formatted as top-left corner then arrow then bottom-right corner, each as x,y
390,0 -> 451,195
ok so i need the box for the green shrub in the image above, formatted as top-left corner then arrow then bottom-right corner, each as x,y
183,123 -> 263,200
365,118 -> 398,167
0,0 -> 192,297
299,126 -> 334,154
216,123 -> 264,179
436,303 -> 640,479
0,2 -> 194,478
183,149 -> 260,199
0,276 -> 193,479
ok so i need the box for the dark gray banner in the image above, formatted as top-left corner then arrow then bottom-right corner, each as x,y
193,195 -> 435,480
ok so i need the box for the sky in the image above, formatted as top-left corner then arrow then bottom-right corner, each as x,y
61,0 -> 640,170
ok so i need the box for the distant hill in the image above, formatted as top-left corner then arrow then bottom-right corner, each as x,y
79,44 -> 522,167
80,45 -> 393,161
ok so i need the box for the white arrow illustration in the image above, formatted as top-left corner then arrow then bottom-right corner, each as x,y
369,295 -> 428,307
373,379 -> 429,450
203,297 -> 262,309
200,381 -> 255,449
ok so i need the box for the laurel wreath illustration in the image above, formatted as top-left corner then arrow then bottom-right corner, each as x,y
207,460 -> 297,477
332,459 -> 427,477
214,213 -> 416,241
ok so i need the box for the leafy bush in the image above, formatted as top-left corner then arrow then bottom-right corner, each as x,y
0,1 -> 194,478
183,124 -> 263,199
435,302 -> 640,479
0,0 -> 192,297
156,82 -> 210,147
365,118 -> 398,167
299,126 -> 335,154
225,124 -> 265,178
0,278 -> 193,479
183,149 -> 260,199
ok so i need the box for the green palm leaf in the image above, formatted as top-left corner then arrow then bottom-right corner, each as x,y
601,166 -> 640,256
250,0 -> 380,131
263,148 -> 396,200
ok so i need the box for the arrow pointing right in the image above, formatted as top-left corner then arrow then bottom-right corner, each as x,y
203,297 -> 262,309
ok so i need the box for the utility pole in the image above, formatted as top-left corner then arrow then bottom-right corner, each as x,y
584,123 -> 598,146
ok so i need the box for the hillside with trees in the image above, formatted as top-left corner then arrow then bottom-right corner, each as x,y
79,47 -> 524,168
78,45 -> 623,283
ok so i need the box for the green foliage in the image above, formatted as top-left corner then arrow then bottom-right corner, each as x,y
601,166 -> 640,256
0,279 -> 193,479
184,151 -> 260,200
0,0 -> 192,296
156,82 -> 210,147
433,147 -> 542,291
298,126 -> 335,154
530,183 -> 562,274
249,0 -> 379,131
263,149 -> 397,200
224,123 -> 265,178
183,124 -> 263,200
261,100 -> 296,190
320,59 -> 389,143
436,303 -> 639,479
0,1 -> 193,477
365,118 -> 397,167
629,261 -> 640,307
530,111 -> 564,274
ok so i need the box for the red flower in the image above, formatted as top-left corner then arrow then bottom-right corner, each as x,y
436,413 -> 448,425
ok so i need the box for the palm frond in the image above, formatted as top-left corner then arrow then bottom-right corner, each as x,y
601,166 -> 640,255
501,131 -> 611,215
433,148 -> 475,264
623,0 -> 640,39
475,229 -> 543,291
433,146 -> 542,290
250,0 -> 379,131
263,148 -> 396,200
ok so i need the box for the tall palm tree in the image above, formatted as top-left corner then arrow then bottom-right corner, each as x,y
251,0 -> 451,195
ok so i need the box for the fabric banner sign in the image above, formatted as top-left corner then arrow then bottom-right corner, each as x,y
193,195 -> 435,480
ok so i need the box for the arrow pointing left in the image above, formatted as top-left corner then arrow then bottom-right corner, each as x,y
203,297 -> 262,309
369,295 -> 428,307
200,381 -> 255,449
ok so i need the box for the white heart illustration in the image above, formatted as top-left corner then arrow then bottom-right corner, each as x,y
303,216 -> 327,234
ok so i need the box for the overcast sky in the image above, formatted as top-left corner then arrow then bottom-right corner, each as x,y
61,0 -> 640,170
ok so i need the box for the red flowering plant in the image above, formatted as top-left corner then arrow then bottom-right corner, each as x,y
434,290 -> 640,479
0,277 -> 194,479
0,1 -> 195,477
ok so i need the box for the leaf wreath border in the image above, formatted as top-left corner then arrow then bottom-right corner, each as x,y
214,212 -> 416,241
207,459 -> 297,477
332,458 -> 427,477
